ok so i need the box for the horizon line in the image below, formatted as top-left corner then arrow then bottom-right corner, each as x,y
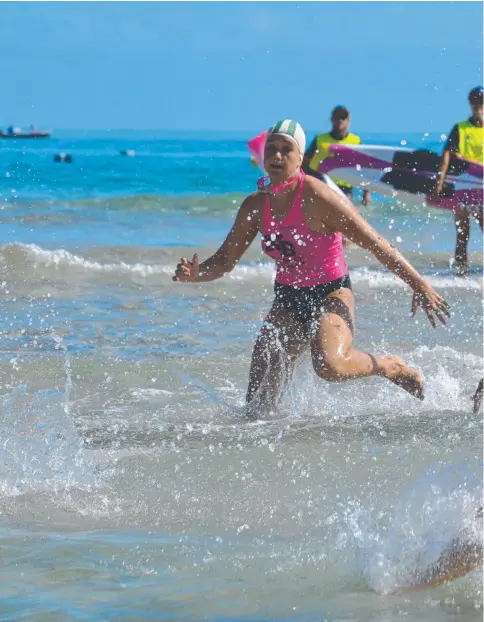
21,127 -> 444,135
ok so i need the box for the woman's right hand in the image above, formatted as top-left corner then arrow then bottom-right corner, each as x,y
172,253 -> 199,282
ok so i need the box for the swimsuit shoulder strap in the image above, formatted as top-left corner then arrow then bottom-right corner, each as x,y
285,171 -> 306,223
262,193 -> 272,231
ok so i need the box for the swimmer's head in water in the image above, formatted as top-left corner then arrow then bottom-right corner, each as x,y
264,120 -> 306,181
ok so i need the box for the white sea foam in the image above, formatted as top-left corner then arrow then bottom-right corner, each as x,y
3,243 -> 482,290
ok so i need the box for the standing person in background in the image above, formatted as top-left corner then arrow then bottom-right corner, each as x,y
303,105 -> 371,206
433,87 -> 483,276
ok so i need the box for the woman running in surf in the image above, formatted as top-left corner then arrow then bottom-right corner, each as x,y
172,120 -> 450,413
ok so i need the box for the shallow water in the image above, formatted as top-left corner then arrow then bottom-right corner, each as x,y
0,131 -> 482,620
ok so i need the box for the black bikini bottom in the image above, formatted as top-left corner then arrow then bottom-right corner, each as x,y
274,275 -> 352,329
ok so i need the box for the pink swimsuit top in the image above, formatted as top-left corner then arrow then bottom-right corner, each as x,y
260,172 -> 348,287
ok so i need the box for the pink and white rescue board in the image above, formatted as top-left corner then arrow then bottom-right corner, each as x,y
248,131 -> 267,170
318,143 -> 483,211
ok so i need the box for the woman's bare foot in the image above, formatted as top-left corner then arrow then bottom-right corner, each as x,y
376,355 -> 424,400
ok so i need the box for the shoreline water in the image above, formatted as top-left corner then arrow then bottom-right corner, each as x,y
0,131 -> 482,620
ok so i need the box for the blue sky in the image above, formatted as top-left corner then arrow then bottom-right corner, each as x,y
0,2 -> 482,132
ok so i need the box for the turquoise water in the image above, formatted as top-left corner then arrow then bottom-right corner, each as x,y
1,130 -> 482,252
0,131 -> 482,620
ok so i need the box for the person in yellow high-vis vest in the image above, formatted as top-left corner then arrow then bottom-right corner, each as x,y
434,87 -> 483,276
303,105 -> 371,206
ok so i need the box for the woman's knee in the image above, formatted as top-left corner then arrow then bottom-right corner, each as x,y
260,319 -> 307,357
312,352 -> 348,382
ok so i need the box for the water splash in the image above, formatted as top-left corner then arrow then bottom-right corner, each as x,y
0,332 -> 101,497
340,461 -> 484,595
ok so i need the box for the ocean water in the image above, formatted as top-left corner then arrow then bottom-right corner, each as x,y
0,130 -> 482,621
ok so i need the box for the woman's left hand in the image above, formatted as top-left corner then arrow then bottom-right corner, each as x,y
411,282 -> 450,328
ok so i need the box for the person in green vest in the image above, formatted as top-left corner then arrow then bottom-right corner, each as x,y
302,105 -> 371,206
433,86 -> 483,276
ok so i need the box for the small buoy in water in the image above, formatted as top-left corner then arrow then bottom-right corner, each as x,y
120,149 -> 135,157
54,153 -> 72,163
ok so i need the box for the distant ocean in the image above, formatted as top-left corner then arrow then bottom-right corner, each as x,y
0,130 -> 482,621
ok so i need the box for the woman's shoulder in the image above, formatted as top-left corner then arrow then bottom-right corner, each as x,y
303,173 -> 324,190
235,191 -> 265,230
240,190 -> 265,213
301,174 -> 351,225
302,173 -> 332,202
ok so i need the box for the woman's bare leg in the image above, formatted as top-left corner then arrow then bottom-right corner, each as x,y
310,288 -> 424,399
246,304 -> 308,415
